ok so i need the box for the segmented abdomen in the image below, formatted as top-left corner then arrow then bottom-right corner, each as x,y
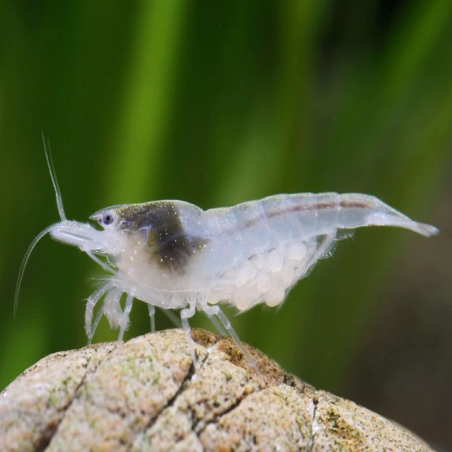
202,192 -> 437,310
203,194 -> 343,310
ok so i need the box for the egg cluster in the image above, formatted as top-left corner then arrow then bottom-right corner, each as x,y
208,240 -> 312,310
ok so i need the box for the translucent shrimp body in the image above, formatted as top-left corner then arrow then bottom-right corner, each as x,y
46,193 -> 437,352
17,146 -> 438,369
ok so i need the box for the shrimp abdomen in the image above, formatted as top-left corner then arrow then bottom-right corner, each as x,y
258,193 -> 438,238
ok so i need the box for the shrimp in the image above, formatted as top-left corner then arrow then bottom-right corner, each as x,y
15,138 -> 439,367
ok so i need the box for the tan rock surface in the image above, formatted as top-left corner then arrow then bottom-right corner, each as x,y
0,329 -> 437,452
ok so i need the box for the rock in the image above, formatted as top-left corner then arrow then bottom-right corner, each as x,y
0,329 -> 437,452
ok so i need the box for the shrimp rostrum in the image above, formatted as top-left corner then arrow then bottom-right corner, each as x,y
16,151 -> 439,366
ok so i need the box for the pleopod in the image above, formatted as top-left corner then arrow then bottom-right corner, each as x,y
16,139 -> 439,367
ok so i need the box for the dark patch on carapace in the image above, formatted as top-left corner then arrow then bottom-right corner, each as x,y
116,202 -> 207,274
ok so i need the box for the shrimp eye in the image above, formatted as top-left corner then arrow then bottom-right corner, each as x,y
101,211 -> 115,226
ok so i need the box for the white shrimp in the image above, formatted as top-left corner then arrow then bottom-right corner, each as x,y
16,138 -> 439,367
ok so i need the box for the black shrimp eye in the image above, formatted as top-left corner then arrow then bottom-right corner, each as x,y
101,211 -> 115,226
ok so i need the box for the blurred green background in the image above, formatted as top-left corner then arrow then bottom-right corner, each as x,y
1,0 -> 451,449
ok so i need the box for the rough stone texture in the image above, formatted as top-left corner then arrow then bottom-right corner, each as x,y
0,329 -> 438,452
0,342 -> 116,452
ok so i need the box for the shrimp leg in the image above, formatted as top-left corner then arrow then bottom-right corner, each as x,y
118,294 -> 133,343
147,304 -> 156,332
203,306 -> 228,337
85,282 -> 113,344
181,304 -> 198,368
161,308 -> 182,327
144,304 -> 183,332
202,304 -> 257,371
90,299 -> 107,342
86,250 -> 115,274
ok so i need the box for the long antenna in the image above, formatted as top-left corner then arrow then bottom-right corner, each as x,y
42,132 -> 66,221
14,223 -> 60,315
15,135 -> 68,315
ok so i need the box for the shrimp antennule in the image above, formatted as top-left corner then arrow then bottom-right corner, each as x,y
42,132 -> 66,221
